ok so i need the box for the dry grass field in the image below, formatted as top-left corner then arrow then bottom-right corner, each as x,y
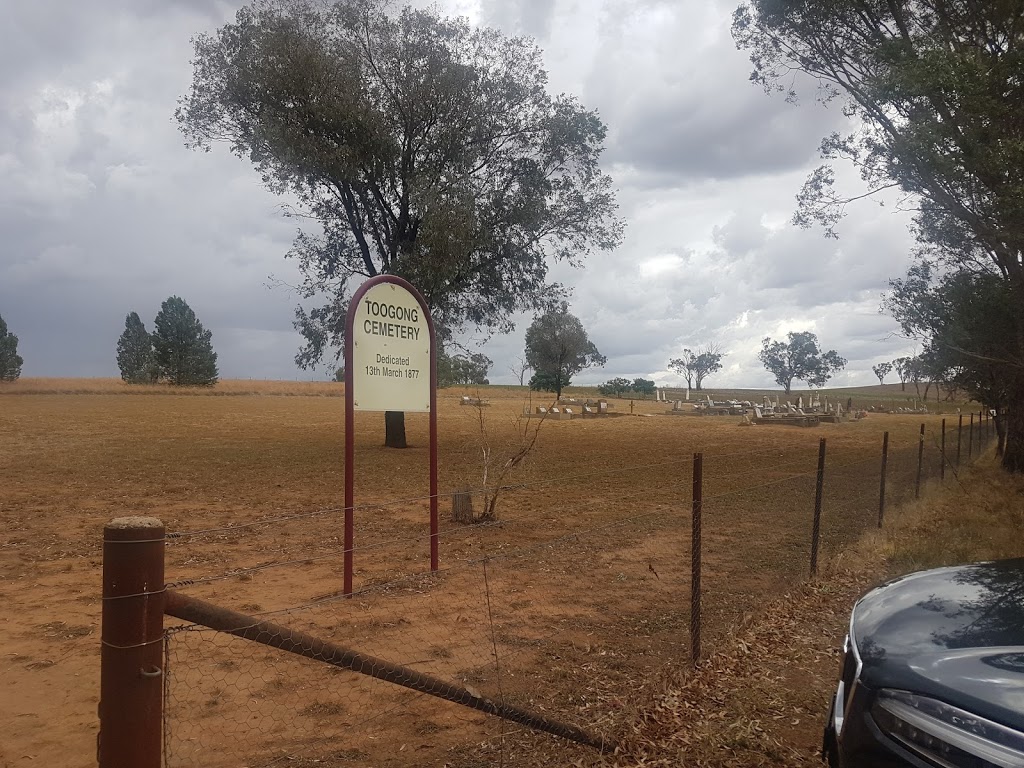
0,379 -> 975,767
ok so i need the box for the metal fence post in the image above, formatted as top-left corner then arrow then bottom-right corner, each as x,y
691,452 -> 703,668
957,414 -> 963,467
969,413 -> 974,460
810,437 -> 826,577
915,423 -> 925,499
878,431 -> 889,528
940,418 -> 946,482
99,517 -> 165,768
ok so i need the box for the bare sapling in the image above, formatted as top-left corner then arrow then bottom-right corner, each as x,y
452,391 -> 549,523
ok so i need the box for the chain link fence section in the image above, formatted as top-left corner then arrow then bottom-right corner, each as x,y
158,418 -> 998,767
162,499 -> 687,766
164,569 -> 503,767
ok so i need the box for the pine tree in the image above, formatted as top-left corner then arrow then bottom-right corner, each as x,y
116,312 -> 157,383
0,312 -> 24,382
151,297 -> 218,387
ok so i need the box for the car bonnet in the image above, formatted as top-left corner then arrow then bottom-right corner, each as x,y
851,559 -> 1024,731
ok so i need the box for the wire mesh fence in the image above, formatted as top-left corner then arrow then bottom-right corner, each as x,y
151,415 -> 1000,767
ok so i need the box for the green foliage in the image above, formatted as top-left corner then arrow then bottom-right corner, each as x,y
116,312 -> 157,384
667,344 -> 724,390
438,350 -> 492,387
151,297 -> 219,387
758,332 -> 846,393
524,302 -> 606,399
0,313 -> 23,381
734,0 -> 1024,468
177,0 -> 624,370
597,377 -> 632,397
528,370 -> 570,394
886,263 -> 1014,413
334,365 -> 345,382
734,1 -> 1024,262
892,356 -> 914,390
631,378 -> 656,398
871,361 -> 893,386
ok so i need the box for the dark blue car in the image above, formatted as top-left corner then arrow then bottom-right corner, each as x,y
824,559 -> 1024,767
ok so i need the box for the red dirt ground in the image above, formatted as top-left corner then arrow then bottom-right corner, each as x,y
0,381 -> 962,767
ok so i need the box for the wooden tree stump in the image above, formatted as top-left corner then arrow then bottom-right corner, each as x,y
451,488 -> 475,524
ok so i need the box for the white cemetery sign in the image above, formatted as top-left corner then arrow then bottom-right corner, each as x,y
350,281 -> 432,413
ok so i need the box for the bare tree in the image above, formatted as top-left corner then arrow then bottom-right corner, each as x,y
508,356 -> 531,387
453,394 -> 548,523
668,343 -> 725,390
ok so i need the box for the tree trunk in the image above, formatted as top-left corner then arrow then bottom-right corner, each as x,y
451,488 -> 475,523
1002,400 -> 1024,472
994,411 -> 1006,457
901,381 -> 905,391
384,411 -> 407,448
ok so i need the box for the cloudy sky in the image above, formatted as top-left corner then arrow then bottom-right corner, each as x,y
0,0 -> 919,387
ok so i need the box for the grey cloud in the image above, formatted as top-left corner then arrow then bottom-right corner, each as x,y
1,0 -> 924,389
481,0 -> 557,39
576,1 -> 847,184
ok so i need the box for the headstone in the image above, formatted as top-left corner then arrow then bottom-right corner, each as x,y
599,401 -> 608,413
798,395 -> 803,409
536,406 -> 547,414
754,405 -> 763,418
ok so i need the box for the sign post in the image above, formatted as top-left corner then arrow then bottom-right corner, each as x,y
344,276 -> 438,595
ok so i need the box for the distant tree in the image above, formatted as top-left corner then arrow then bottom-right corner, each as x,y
524,303 -> 606,399
438,349 -> 491,387
528,370 -> 570,394
152,297 -> 219,387
116,312 -> 157,384
668,344 -> 724,390
508,356 -> 532,387
871,361 -> 893,386
909,353 -> 938,400
0,313 -> 24,382
892,356 -> 914,392
631,378 -> 656,398
177,0 -> 623,448
758,332 -> 846,394
887,265 -> 1014,448
334,365 -> 345,382
597,377 -> 632,397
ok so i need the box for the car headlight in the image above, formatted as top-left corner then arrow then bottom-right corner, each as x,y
872,689 -> 1024,768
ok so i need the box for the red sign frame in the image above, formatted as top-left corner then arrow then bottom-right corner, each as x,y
343,275 -> 438,595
